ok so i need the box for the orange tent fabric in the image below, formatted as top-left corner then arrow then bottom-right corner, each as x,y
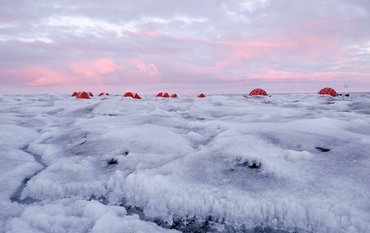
163,93 -> 170,98
249,88 -> 268,96
77,92 -> 90,99
319,88 -> 337,97
123,92 -> 134,97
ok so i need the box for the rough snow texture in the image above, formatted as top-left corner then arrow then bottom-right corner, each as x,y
0,93 -> 370,233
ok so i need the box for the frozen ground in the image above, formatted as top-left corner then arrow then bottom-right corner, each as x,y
0,93 -> 370,233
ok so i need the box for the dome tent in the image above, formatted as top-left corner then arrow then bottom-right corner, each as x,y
123,92 -> 141,99
157,92 -> 176,98
249,88 -> 269,96
123,92 -> 134,98
163,92 -> 170,98
77,92 -> 90,99
198,93 -> 206,98
88,92 -> 94,97
72,92 -> 79,97
319,87 -> 337,97
133,93 -> 142,99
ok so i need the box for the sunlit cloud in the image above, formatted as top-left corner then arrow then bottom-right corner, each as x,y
70,58 -> 118,77
131,59 -> 159,76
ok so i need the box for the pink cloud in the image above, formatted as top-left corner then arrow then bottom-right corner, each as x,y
0,15 -> 12,23
0,57 -> 162,90
70,58 -> 118,78
30,68 -> 68,85
142,32 -> 339,60
69,58 -> 159,82
94,58 -> 118,74
0,58 -> 120,88
70,64 -> 96,77
144,32 -> 347,77
217,35 -> 341,62
131,59 -> 159,76
5,66 -> 73,86
123,30 -> 159,38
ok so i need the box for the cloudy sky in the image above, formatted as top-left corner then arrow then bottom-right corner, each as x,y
1,0 -> 370,94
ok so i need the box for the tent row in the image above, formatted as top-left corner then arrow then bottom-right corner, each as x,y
72,88 -> 340,99
72,91 -> 207,99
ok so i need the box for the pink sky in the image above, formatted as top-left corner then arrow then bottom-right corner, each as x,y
0,0 -> 370,94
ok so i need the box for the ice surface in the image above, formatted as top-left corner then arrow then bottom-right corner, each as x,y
6,199 -> 175,233
0,93 -> 370,233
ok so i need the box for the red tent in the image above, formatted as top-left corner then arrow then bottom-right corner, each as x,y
123,92 -> 134,98
198,93 -> 206,98
89,92 -> 94,97
163,92 -> 170,98
77,92 -> 90,99
319,88 -> 337,97
156,92 -> 163,97
72,92 -> 79,97
133,93 -> 142,99
98,92 -> 109,96
171,94 -> 178,98
249,88 -> 268,96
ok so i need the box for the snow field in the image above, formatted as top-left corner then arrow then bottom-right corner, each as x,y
0,93 -> 370,232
